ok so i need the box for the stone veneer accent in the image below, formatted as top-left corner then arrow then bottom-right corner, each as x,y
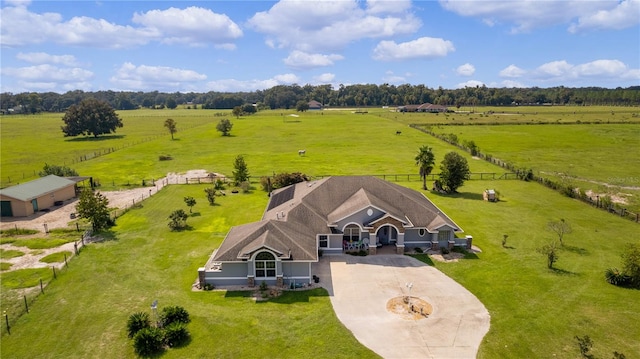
276,276 -> 284,287
197,267 -> 205,287
247,276 -> 255,287
370,217 -> 405,234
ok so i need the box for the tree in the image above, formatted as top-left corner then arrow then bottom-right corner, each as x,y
296,100 -> 310,112
438,152 -> 471,193
547,219 -> 572,246
76,188 -> 111,232
232,106 -> 243,118
39,163 -> 78,177
415,146 -> 435,190
621,243 -> 640,287
61,98 -> 123,137
537,241 -> 559,269
164,118 -> 177,140
165,97 -> 177,109
242,104 -> 257,114
232,155 -> 249,186
183,196 -> 196,213
204,188 -> 216,205
216,118 -> 233,136
168,209 -> 188,230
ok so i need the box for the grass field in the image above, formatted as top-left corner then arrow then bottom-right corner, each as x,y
1,107 -> 639,358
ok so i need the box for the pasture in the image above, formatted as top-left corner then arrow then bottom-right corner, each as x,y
1,107 -> 639,358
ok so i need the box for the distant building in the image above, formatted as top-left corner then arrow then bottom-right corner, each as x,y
308,100 -> 323,110
0,175 -> 78,217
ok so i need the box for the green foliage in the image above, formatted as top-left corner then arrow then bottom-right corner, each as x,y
214,179 -> 226,191
296,100 -> 310,112
415,145 -> 435,190
168,209 -> 188,230
547,219 -> 572,246
575,335 -> 594,358
204,188 -> 216,205
260,172 -> 309,192
39,163 -> 78,177
463,139 -> 479,156
259,281 -> 268,291
133,327 -> 165,357
127,312 -> 151,338
216,118 -> 233,136
183,196 -> 196,213
0,228 -> 38,236
164,118 -> 177,140
232,155 -> 249,185
242,104 -> 257,114
537,241 -> 559,269
621,243 -> 640,288
76,188 -> 112,232
1,268 -> 53,289
240,181 -> 251,193
438,151 -> 471,193
61,98 -> 123,137
165,97 -> 177,109
604,268 -> 630,286
232,106 -> 243,118
163,322 -> 190,348
160,306 -> 191,327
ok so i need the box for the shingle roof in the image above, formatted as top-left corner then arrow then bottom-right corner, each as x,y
213,176 -> 461,262
0,175 -> 76,201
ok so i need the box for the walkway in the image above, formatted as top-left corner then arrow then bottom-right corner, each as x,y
314,254 -> 490,359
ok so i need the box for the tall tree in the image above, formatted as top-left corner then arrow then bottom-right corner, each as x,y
61,98 -> 123,137
232,106 -> 243,118
216,118 -> 233,136
232,155 -> 249,185
39,163 -> 78,177
438,152 -> 471,193
165,97 -> 177,109
76,188 -> 111,232
164,118 -> 177,140
415,146 -> 435,190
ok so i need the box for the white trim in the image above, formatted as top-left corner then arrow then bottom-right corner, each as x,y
330,205 -> 386,225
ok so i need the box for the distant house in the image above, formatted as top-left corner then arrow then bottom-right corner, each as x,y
308,100 -> 323,110
0,175 -> 77,217
397,103 -> 448,113
198,176 -> 469,288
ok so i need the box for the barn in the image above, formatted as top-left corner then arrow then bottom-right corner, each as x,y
0,175 -> 78,217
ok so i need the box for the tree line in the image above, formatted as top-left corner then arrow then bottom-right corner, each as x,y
2,84 -> 639,114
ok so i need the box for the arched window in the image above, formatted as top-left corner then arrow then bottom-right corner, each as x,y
343,224 -> 360,241
255,252 -> 276,278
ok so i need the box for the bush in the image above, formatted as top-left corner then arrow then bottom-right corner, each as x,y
414,247 -> 423,253
605,268 -> 631,286
158,155 -> 173,161
127,312 -> 151,338
160,306 -> 190,327
133,327 -> 165,357
240,181 -> 250,193
204,188 -> 216,205
164,322 -> 190,348
440,247 -> 450,255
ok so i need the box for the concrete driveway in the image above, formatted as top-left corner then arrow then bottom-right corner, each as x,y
313,255 -> 490,359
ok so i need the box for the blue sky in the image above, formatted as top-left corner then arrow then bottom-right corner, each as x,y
1,0 -> 639,93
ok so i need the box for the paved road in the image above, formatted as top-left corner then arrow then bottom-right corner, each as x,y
314,255 -> 490,359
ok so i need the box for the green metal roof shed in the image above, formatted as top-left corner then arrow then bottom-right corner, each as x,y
0,175 -> 77,217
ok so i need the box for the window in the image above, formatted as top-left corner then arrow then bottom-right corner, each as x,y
255,252 -> 276,278
319,235 -> 328,248
438,230 -> 451,241
343,224 -> 360,241
418,228 -> 426,237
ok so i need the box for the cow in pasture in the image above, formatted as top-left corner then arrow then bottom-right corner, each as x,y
298,150 -> 306,156
396,131 -> 402,135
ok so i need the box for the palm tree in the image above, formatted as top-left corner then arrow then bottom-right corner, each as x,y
415,146 -> 435,190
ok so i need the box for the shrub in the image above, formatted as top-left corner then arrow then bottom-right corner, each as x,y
440,247 -> 450,255
259,281 -> 268,291
164,322 -> 190,348
414,247 -> 423,253
204,188 -> 216,205
240,181 -> 250,193
160,306 -> 190,327
158,155 -> 173,161
127,312 -> 151,338
168,209 -> 188,230
621,243 -> 640,288
133,327 -> 165,357
605,268 -> 631,287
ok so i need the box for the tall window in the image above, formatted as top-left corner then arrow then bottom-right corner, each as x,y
438,230 -> 451,241
319,235 -> 328,248
255,252 -> 276,278
343,224 -> 360,241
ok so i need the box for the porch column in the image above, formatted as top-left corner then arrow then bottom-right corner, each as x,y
395,244 -> 405,255
247,275 -> 255,287
197,267 -> 206,288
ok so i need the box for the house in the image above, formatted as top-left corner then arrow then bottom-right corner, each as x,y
397,103 -> 449,113
308,100 -> 323,110
0,175 -> 78,217
198,176 -> 470,288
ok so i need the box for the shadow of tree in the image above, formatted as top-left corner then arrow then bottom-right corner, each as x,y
430,191 -> 484,201
561,245 -> 589,256
550,267 -> 579,276
407,254 -> 435,266
64,134 -> 125,142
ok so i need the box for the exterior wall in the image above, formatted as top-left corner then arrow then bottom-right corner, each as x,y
0,185 -> 76,217
327,234 -> 344,249
0,195 -> 29,217
203,262 -> 249,286
404,228 -> 432,247
282,262 -> 312,286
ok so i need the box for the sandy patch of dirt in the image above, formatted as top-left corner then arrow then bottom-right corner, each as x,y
585,189 -> 629,205
387,296 -> 433,320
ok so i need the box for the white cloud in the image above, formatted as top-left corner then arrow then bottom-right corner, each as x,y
439,0 -> 625,33
313,73 -> 336,83
531,59 -> 639,83
456,63 -> 475,76
499,64 -> 526,78
366,0 -> 412,14
206,73 -> 301,92
283,51 -> 344,69
456,80 -> 484,88
16,52 -> 79,66
569,0 -> 640,33
501,80 -> 526,88
109,62 -> 207,90
1,64 -> 93,91
132,6 -> 242,47
247,0 -> 421,52
373,37 -> 454,61
382,70 -> 407,83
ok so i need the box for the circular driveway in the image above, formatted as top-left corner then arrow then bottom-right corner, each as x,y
313,255 -> 490,359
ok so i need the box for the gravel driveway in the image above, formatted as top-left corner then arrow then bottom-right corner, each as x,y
314,255 -> 490,359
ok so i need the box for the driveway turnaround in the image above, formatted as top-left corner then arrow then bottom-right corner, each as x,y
313,255 -> 490,359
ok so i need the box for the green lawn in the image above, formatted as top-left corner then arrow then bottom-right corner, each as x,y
1,107 -> 638,358
40,251 -> 73,264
